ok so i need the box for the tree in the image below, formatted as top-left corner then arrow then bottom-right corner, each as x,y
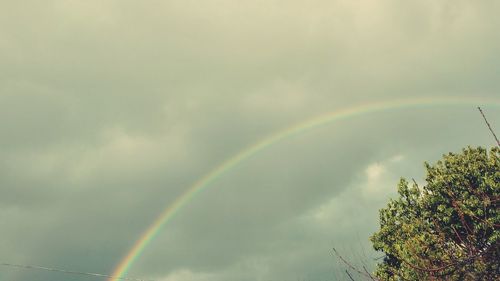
370,146 -> 499,280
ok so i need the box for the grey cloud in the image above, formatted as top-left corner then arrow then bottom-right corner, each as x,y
1,1 -> 500,281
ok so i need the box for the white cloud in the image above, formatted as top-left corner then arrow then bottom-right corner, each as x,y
361,155 -> 406,197
389,154 -> 405,163
67,127 -> 191,182
158,269 -> 216,281
365,162 -> 386,182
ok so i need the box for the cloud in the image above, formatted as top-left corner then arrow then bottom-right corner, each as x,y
159,269 -> 216,281
365,163 -> 385,182
1,1 -> 499,281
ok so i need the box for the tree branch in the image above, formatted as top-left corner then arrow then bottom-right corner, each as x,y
478,107 -> 500,147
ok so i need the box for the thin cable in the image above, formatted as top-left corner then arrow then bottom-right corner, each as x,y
478,107 -> 500,147
0,262 -> 154,281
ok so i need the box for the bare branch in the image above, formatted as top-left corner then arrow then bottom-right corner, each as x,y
346,270 -> 356,281
332,248 -> 380,281
478,107 -> 500,147
362,266 -> 376,281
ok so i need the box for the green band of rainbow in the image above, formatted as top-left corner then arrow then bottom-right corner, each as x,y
109,96 -> 500,280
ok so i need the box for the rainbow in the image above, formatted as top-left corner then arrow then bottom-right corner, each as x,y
109,96 -> 500,280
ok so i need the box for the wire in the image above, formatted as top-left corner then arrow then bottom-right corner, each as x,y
0,262 -> 154,281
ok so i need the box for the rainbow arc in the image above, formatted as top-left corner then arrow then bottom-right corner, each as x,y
109,96 -> 500,280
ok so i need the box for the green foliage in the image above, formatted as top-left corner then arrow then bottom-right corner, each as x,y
370,147 -> 499,280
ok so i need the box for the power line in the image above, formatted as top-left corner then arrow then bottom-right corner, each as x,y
1,262 -> 154,281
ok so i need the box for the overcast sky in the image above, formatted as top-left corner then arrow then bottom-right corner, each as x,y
1,1 -> 499,281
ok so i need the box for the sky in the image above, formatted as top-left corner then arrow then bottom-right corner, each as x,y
1,1 -> 499,281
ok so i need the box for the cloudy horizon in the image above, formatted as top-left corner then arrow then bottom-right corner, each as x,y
1,1 -> 499,281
